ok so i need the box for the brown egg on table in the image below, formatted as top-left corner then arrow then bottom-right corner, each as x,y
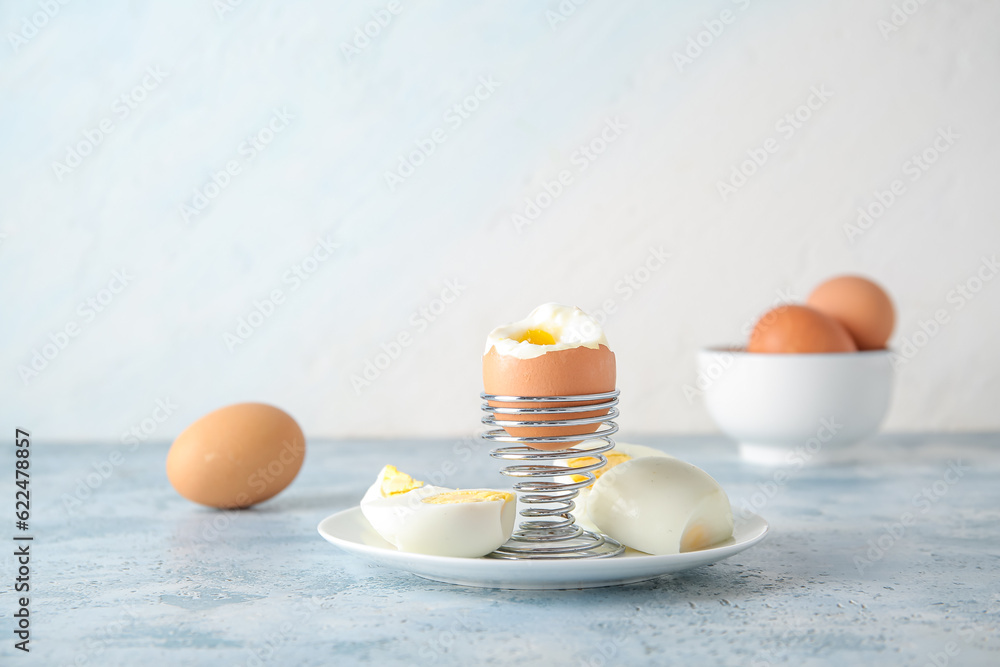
482,303 -> 615,450
747,305 -> 857,354
807,275 -> 895,350
167,403 -> 305,509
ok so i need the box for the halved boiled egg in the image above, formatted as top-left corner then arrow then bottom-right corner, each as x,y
482,303 -> 616,450
587,456 -> 734,555
359,465 -> 516,558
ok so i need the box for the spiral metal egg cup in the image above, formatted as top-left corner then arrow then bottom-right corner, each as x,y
480,390 -> 625,560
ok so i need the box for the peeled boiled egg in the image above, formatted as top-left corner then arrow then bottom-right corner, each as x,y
360,465 -> 515,558
482,303 -> 616,449
167,403 -> 305,509
807,275 -> 895,350
565,442 -> 673,533
565,442 -> 672,485
587,456 -> 734,555
747,304 -> 856,354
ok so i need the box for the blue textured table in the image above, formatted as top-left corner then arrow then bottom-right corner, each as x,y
3,435 -> 998,666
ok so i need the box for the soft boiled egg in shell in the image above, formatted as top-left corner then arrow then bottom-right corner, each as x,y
482,304 -> 616,449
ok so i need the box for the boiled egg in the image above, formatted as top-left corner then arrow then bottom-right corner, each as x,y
563,442 -> 672,533
564,442 -> 672,485
359,465 -> 515,558
586,456 -> 734,555
483,303 -> 616,449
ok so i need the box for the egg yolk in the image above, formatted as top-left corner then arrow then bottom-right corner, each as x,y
379,465 -> 424,497
567,452 -> 632,484
422,490 -> 514,504
680,522 -> 715,552
514,328 -> 557,346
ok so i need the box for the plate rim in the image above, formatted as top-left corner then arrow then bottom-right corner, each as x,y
317,506 -> 769,572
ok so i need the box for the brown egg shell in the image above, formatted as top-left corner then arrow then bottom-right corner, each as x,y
807,275 -> 895,350
483,345 -> 616,450
166,403 -> 305,509
747,305 -> 857,354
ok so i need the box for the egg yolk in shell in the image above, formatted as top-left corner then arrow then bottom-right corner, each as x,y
515,328 -> 557,345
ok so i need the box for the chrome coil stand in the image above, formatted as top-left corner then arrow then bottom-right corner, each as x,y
480,390 -> 625,560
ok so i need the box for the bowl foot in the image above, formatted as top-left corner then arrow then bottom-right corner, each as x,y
739,442 -> 796,466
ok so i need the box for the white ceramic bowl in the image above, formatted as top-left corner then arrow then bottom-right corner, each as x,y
698,347 -> 893,464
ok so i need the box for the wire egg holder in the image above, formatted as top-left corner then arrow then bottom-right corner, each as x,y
480,390 -> 625,560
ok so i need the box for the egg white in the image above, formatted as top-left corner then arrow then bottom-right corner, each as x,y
563,442 -> 673,533
485,303 -> 608,360
587,457 -> 734,555
359,472 -> 515,558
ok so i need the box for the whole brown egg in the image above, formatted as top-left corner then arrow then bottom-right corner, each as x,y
166,403 -> 305,509
807,275 -> 895,350
747,305 -> 857,354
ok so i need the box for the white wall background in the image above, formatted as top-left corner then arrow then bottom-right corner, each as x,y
1,0 -> 998,442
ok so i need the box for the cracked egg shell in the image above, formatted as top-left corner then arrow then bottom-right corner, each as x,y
482,345 -> 616,450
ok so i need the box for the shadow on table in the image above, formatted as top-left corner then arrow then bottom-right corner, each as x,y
249,492 -> 356,514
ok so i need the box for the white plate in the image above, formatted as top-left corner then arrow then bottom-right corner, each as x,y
317,507 -> 769,590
